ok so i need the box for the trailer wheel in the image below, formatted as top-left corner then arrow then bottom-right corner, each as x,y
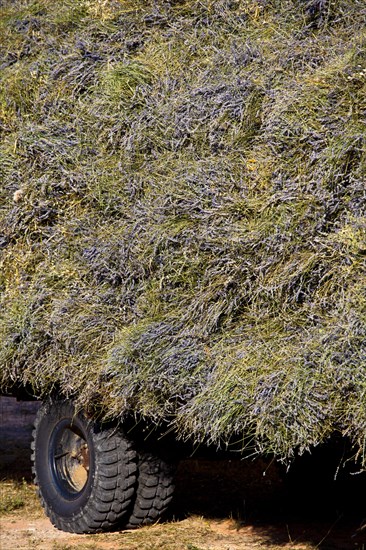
32,399 -> 137,534
124,451 -> 175,529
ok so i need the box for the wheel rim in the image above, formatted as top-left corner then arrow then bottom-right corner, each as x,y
50,420 -> 90,497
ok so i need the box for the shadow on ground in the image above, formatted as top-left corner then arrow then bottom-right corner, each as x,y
1,397 -> 365,549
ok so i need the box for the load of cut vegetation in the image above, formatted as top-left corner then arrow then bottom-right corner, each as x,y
1,0 -> 365,464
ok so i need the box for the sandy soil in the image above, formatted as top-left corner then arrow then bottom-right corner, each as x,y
0,396 -> 365,550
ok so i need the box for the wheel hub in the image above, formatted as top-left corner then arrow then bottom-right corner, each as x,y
53,425 -> 90,495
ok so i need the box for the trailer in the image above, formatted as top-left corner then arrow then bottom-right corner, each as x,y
1,0 -> 365,534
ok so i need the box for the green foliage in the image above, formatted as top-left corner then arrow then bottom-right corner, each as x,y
0,480 -> 37,514
0,0 -> 365,464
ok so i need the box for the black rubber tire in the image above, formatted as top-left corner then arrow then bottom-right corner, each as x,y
124,451 -> 175,529
32,399 -> 137,534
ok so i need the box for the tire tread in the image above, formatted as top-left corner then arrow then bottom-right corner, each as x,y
32,399 -> 137,534
124,451 -> 175,529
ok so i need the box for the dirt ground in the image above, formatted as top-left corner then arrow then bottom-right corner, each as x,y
0,396 -> 365,550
